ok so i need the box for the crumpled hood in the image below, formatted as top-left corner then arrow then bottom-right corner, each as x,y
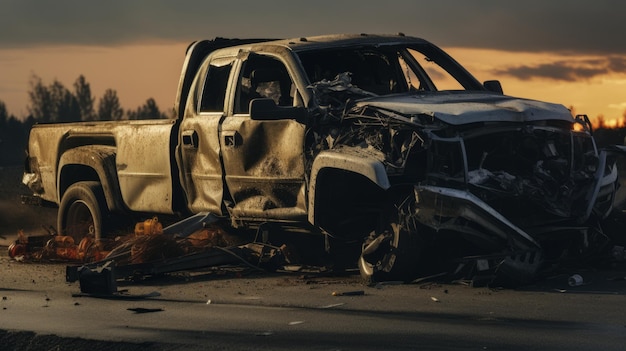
354,91 -> 573,125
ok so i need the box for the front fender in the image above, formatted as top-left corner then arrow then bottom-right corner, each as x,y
308,147 -> 390,224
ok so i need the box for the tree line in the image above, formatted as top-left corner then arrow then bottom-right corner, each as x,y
27,74 -> 171,122
0,74 -> 171,166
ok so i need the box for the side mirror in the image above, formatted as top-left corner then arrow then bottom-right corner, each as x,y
484,80 -> 503,94
249,98 -> 306,123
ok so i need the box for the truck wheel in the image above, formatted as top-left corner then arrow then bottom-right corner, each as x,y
58,181 -> 108,243
358,222 -> 421,283
359,193 -> 425,283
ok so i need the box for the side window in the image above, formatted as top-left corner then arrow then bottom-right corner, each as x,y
235,54 -> 294,114
199,57 -> 234,113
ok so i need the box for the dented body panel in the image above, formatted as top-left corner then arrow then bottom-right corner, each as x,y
114,121 -> 177,213
26,119 -> 178,214
356,92 -> 574,125
23,34 -> 621,283
220,117 -> 308,220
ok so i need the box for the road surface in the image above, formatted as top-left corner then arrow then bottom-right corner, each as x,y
1,251 -> 625,350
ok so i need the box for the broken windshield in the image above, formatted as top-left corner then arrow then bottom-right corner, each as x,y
297,44 -> 483,98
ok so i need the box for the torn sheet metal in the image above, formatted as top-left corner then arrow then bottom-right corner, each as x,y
414,185 -> 540,250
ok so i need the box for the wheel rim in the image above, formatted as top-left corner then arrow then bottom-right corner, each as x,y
65,200 -> 95,242
359,228 -> 395,278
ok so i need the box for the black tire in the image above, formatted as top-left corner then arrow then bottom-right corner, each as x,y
358,193 -> 426,283
58,181 -> 108,243
358,222 -> 421,283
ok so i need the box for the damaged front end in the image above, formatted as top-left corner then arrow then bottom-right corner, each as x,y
367,105 -> 617,284
309,82 -> 619,285
437,118 -> 617,281
298,39 -> 621,285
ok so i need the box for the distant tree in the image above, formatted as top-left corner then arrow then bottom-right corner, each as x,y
74,75 -> 95,121
127,98 -> 167,120
49,80 -> 80,122
97,89 -> 124,121
23,115 -> 37,133
27,75 -> 53,122
27,74 -> 81,122
0,100 -> 29,166
596,114 -> 606,129
0,100 -> 7,126
27,74 -> 171,122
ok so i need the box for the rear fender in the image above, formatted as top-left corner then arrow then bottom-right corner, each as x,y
58,145 -> 125,212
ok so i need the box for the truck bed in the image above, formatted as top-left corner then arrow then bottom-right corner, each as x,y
26,119 -> 179,214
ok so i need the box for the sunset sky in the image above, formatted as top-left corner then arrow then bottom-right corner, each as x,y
1,0 -> 625,126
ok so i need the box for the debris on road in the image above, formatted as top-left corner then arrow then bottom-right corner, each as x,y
7,228 -> 103,262
127,307 -> 164,314
62,213 -> 306,295
5,212 -> 302,295
6,206 -> 626,293
331,290 -> 365,296
568,274 -> 584,286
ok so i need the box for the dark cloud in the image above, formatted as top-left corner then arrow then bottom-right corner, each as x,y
607,56 -> 626,71
433,1 -> 626,55
494,56 -> 626,81
1,0 -> 625,55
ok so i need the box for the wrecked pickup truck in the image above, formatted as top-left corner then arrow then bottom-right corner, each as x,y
23,34 -> 621,284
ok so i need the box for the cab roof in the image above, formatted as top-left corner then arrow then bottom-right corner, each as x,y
209,33 -> 431,53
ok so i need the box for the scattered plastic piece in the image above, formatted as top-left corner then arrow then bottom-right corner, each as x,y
332,290 -> 364,296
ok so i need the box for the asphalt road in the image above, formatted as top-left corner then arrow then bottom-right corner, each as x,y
1,251 -> 625,351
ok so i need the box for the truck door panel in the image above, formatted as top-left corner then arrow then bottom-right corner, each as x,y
220,53 -> 307,219
179,114 -> 225,214
178,56 -> 234,215
220,117 -> 306,218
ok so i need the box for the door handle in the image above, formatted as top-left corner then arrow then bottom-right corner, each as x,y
182,130 -> 199,149
223,131 -> 242,147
